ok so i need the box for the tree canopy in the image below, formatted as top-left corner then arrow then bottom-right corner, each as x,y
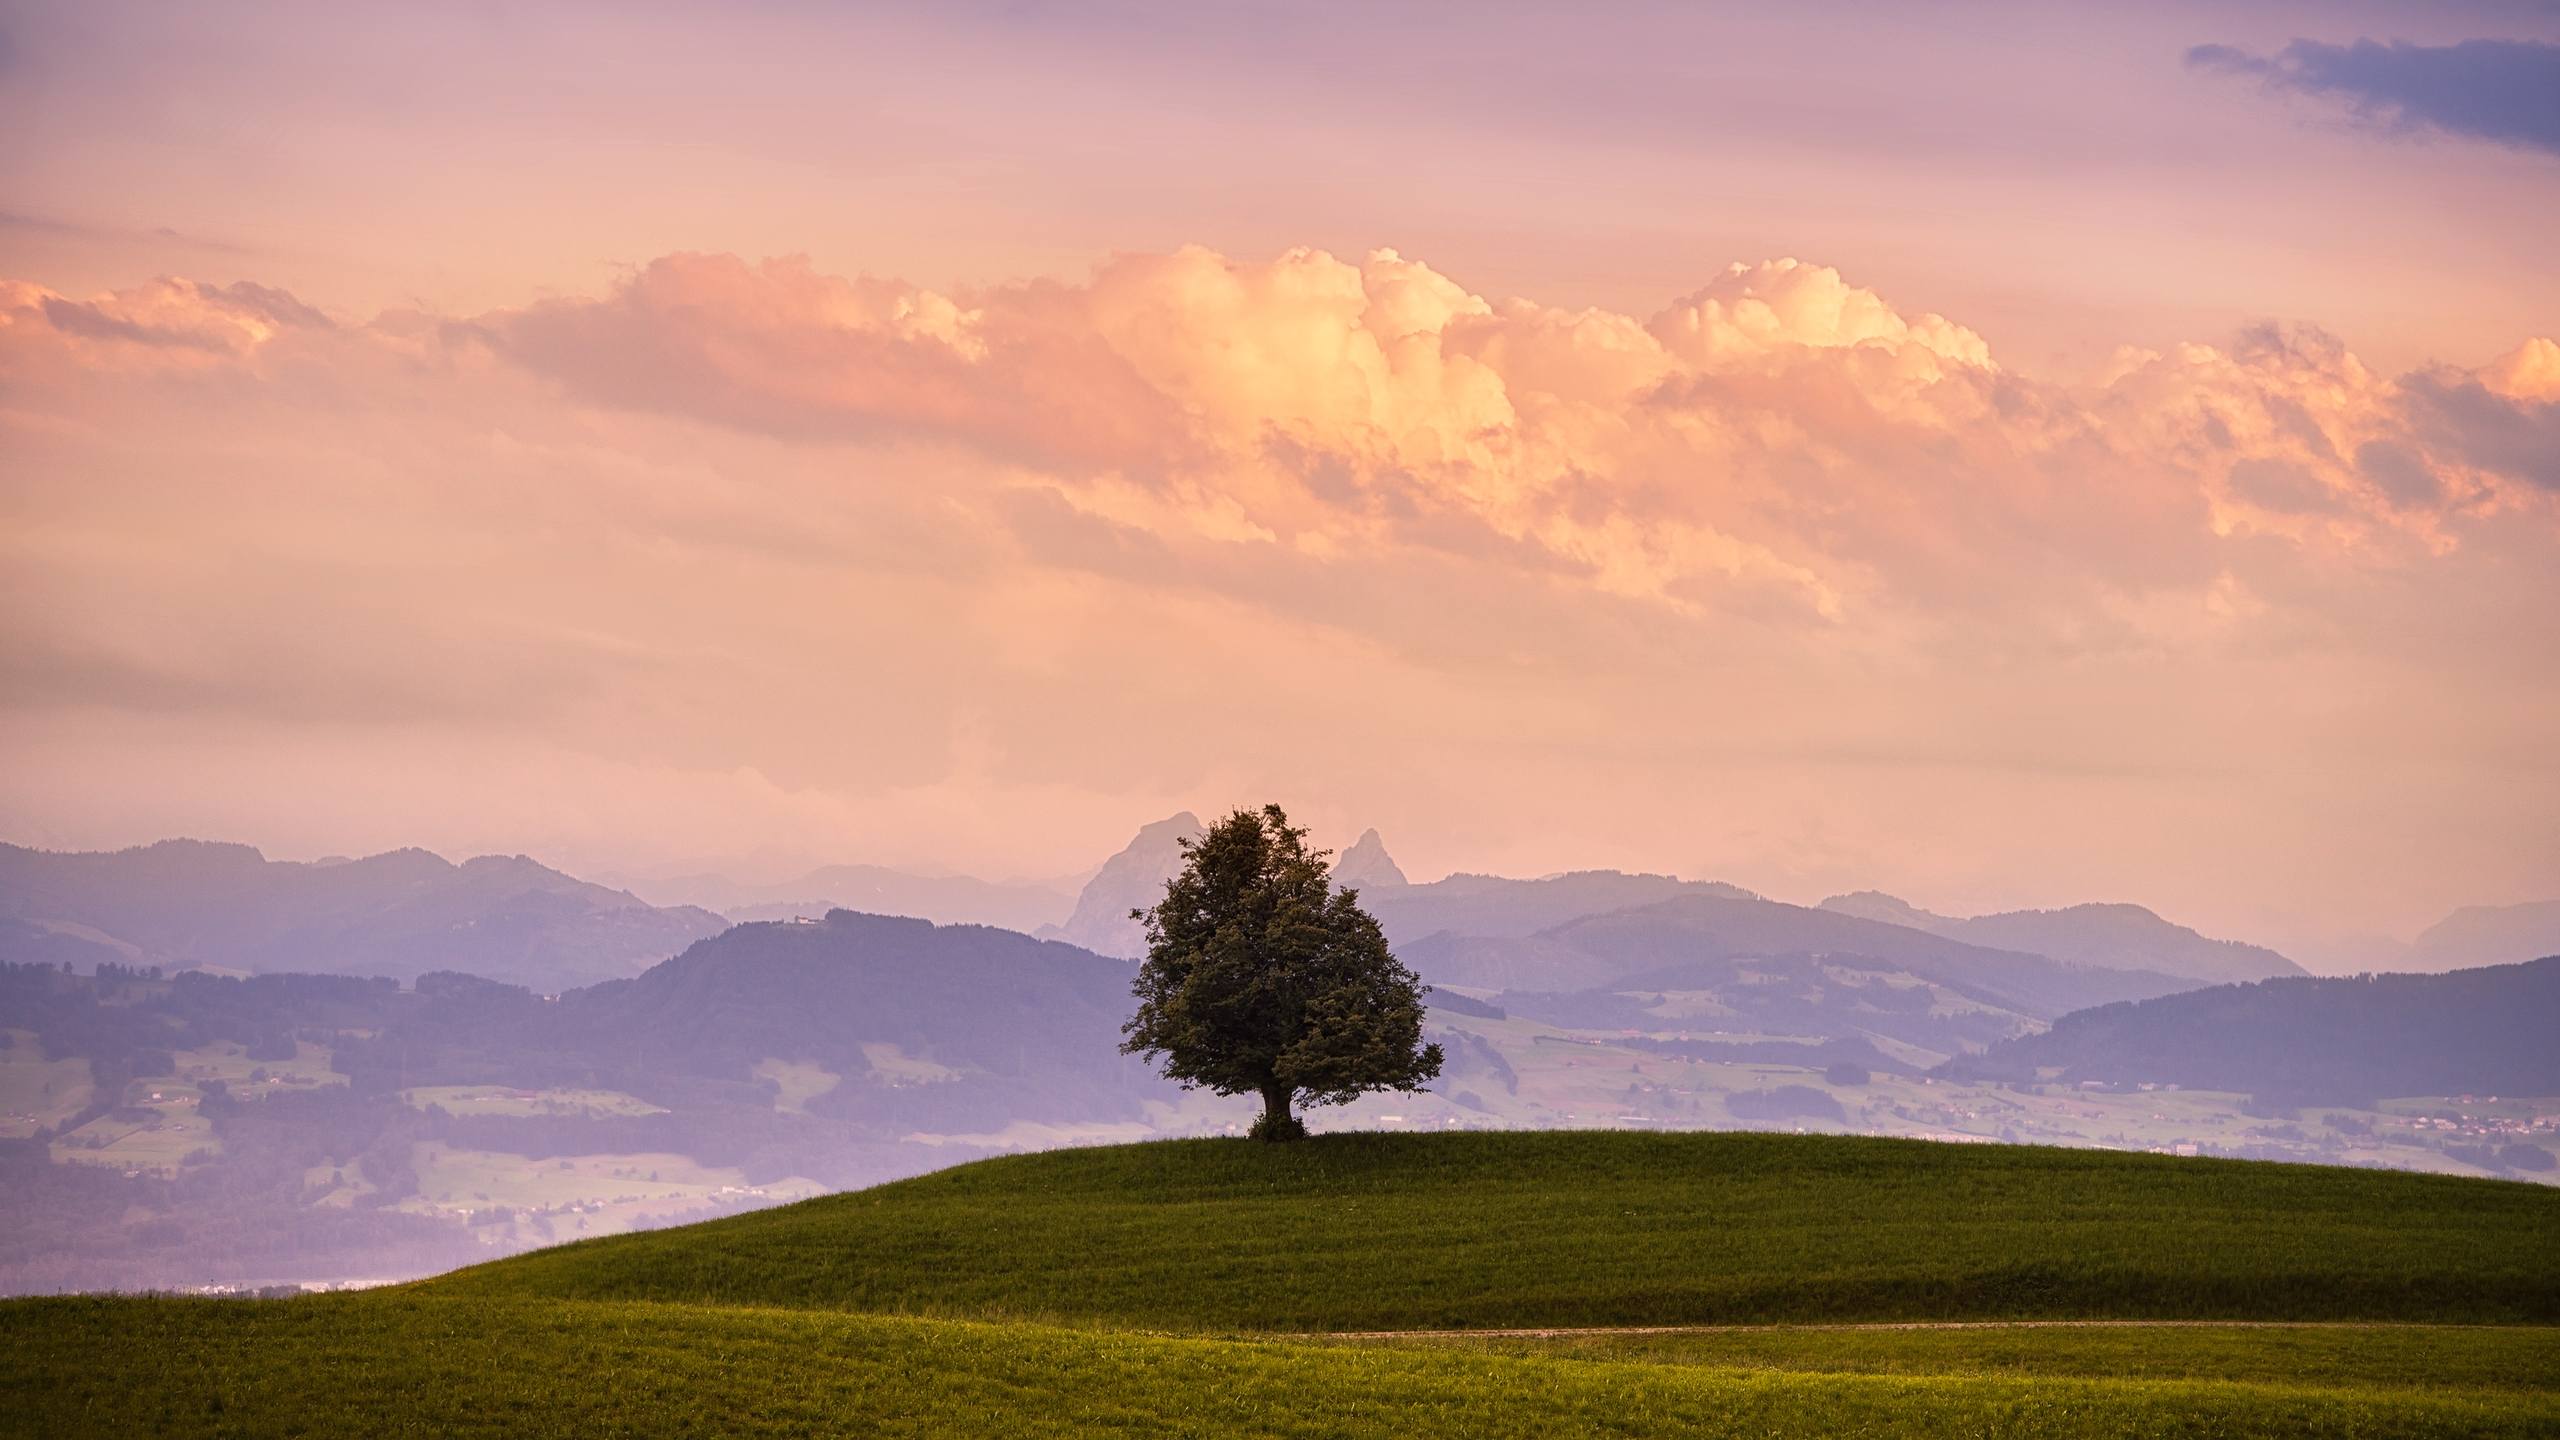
1121,805 -> 1442,1140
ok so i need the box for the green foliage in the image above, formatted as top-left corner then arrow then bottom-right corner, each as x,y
6,1295 -> 2554,1440
433,1131 -> 2560,1331
1122,805 -> 1441,1137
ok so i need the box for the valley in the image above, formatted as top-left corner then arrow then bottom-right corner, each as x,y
5,824 -> 2558,1298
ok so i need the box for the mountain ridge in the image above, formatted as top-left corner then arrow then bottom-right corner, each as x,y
0,838 -> 725,992
1815,891 -> 2302,984
2410,899 -> 2560,974
1942,955 -> 2560,1103
1037,813 -> 1205,957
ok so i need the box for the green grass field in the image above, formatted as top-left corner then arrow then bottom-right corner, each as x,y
6,1132 -> 2555,1437
433,1131 -> 2560,1330
48,1076 -> 218,1174
7,1297 -> 2555,1439
176,1040 -> 345,1100
0,1027 -> 92,1138
1363,1323 -> 2560,1393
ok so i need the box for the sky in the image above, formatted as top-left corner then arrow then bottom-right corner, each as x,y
3,0 -> 2556,963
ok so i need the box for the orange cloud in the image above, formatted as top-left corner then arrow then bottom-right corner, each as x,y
3,248 -> 2554,938
12,250 -> 2554,627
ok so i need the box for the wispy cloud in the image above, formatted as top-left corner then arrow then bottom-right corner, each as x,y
2188,37 -> 2560,156
0,210 -> 254,255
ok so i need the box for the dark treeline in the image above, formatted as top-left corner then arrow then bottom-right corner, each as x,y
1941,958 -> 2560,1105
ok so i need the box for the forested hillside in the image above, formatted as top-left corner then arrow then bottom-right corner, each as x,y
1945,958 -> 2560,1106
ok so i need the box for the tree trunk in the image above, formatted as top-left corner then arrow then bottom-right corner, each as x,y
1257,1080 -> 1297,1140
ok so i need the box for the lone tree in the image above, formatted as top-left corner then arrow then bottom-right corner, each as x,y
1121,804 -> 1442,1141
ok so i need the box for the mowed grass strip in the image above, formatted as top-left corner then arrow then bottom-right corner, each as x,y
430,1131 -> 2560,1331
5,1295 -> 2553,1440
1352,1323 -> 2560,1395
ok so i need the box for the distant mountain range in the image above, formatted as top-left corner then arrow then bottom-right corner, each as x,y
1031,820 -> 2265,1001
1523,895 -> 2192,1015
1400,893 -> 2197,1067
2409,901 -> 2560,974
0,840 -> 725,993
9,824 -> 2556,1294
1943,957 -> 2560,1104
549,912 -> 1167,1132
1012,822 -> 2233,1069
635,865 -> 1076,934
22,823 -> 2521,1018
1816,892 -> 2302,985
1367,870 -> 1763,948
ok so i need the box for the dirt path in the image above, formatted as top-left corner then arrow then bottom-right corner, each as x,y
1315,1319 -> 2475,1340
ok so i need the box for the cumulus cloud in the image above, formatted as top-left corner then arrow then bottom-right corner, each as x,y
478,254 -> 1188,471
454,247 -> 2560,629
1648,257 -> 1993,373
13,248 -> 2554,630
2402,376 -> 2560,493
2,276 -> 328,367
2189,37 -> 2560,156
3,248 -> 2555,924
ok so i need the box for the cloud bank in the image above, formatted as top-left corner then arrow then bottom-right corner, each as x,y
3,247 -> 2555,934
2189,38 -> 2560,156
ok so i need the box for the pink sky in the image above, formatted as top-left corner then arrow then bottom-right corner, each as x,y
3,1 -> 2556,959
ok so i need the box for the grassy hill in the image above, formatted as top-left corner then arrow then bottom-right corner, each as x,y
432,1131 -> 2560,1329
8,1131 -> 2558,1437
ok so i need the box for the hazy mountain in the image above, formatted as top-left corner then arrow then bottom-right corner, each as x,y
2264,930 -> 2415,977
0,916 -> 127,971
1400,893 -> 2200,1066
1363,870 -> 1760,949
638,865 -> 1076,933
1815,890 -> 1942,929
550,912 -> 1168,1131
1321,865 -> 2200,1042
1332,829 -> 1409,894
1038,813 -> 1204,958
1530,895 -> 2193,1019
1397,932 -> 1626,994
1402,886 -> 2201,1065
2409,901 -> 2560,974
1815,892 -> 2301,984
0,840 -> 725,992
1944,957 -> 2560,1104
0,910 -> 1168,1293
1040,820 -> 1761,964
